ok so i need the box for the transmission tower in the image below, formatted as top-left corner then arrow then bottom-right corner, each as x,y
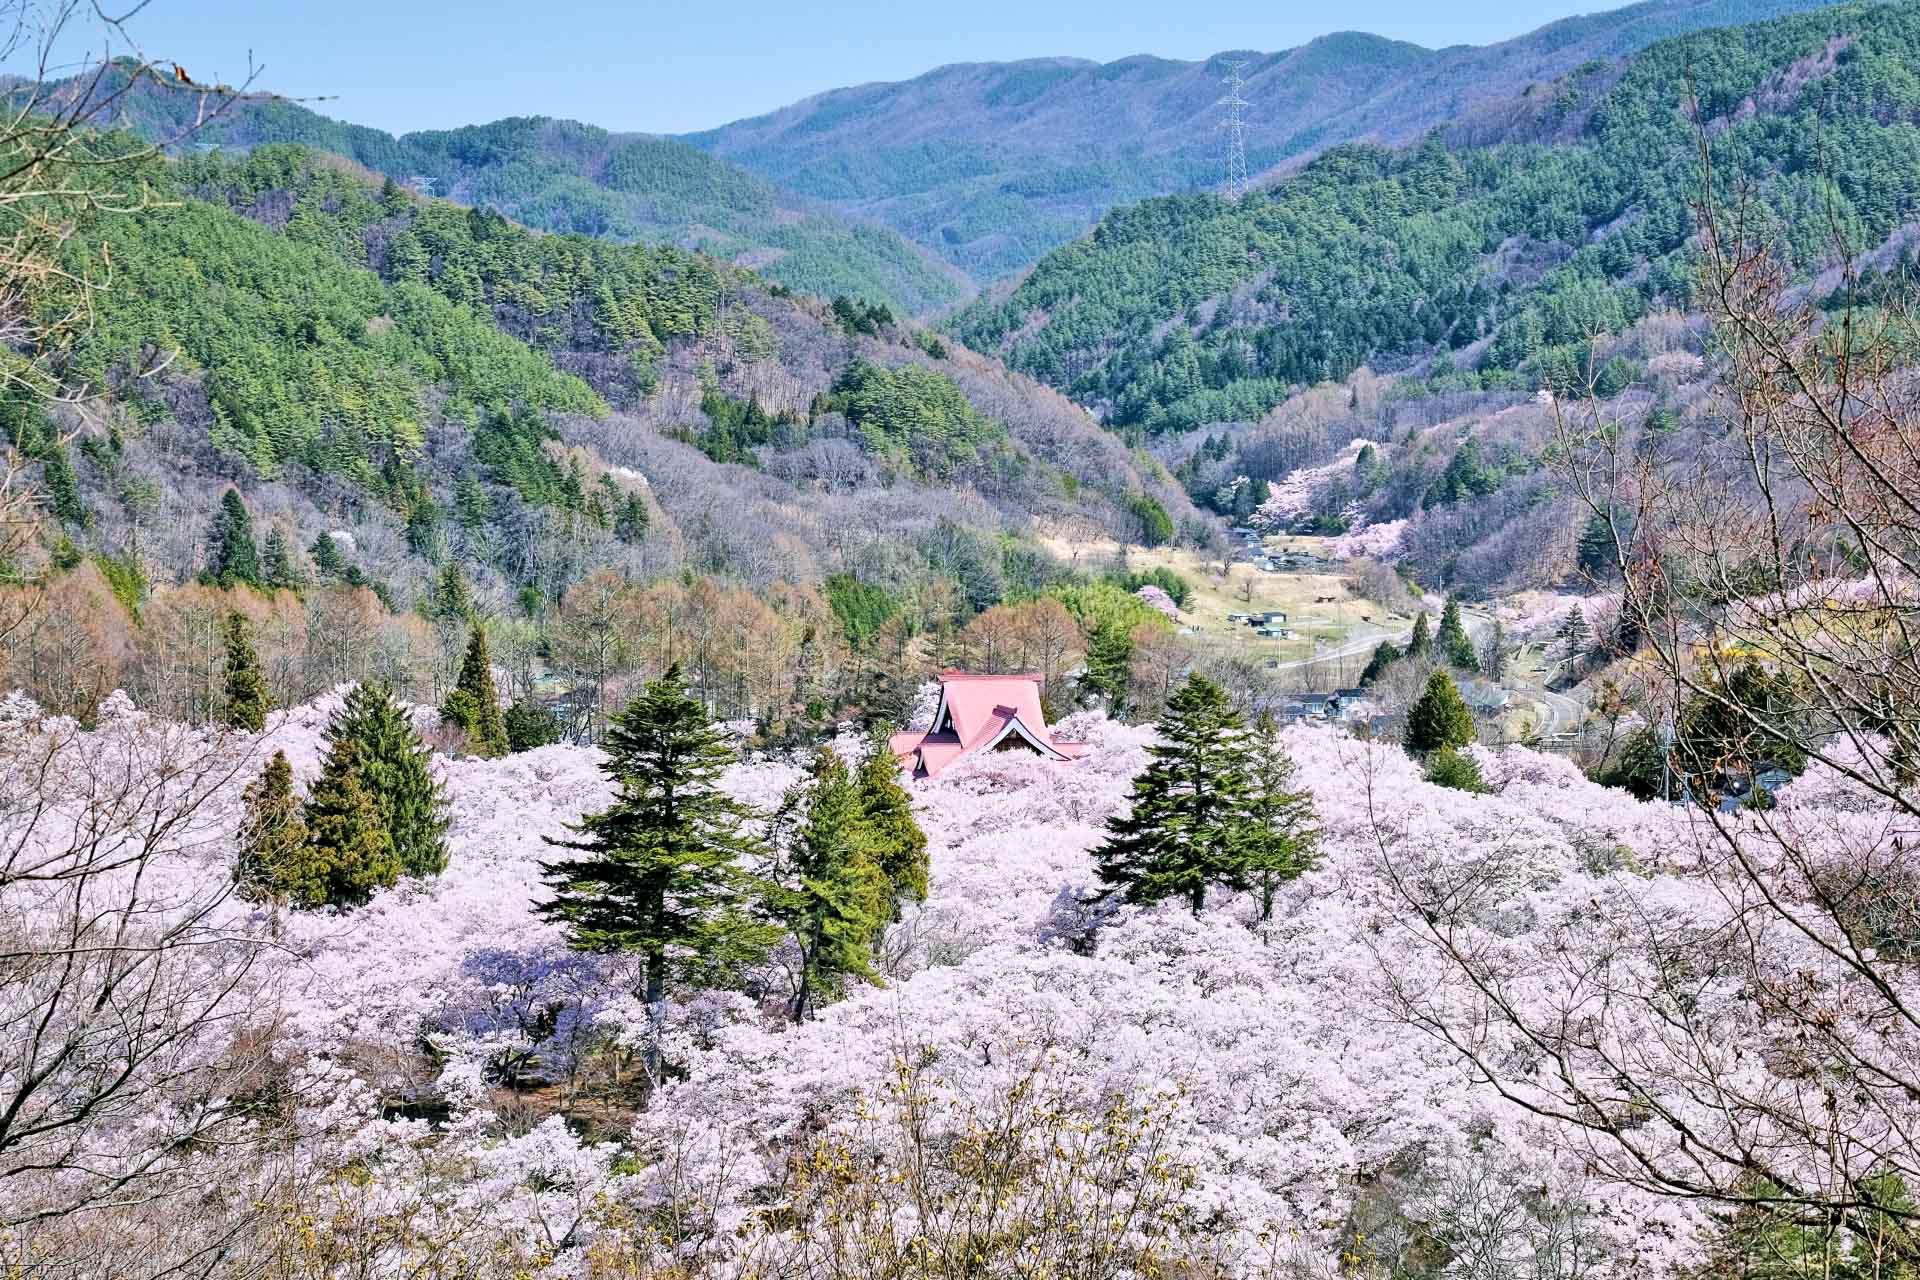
1218,60 -> 1250,200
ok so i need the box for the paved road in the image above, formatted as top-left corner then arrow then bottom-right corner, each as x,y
1262,604 -> 1586,737
1265,625 -> 1411,672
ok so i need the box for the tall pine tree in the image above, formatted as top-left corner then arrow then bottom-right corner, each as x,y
298,737 -> 403,908
1080,617 -> 1132,711
1407,610 -> 1433,658
1561,606 -> 1591,669
425,561 -> 475,622
1406,669 -> 1477,756
1359,641 -> 1400,687
326,682 -> 448,878
235,750 -> 314,909
260,527 -> 299,590
1239,712 -> 1320,922
442,626 -> 508,758
1095,673 -> 1253,915
857,730 -> 927,917
772,748 -> 891,1021
539,665 -> 771,1007
221,611 -> 271,732
1438,596 -> 1477,671
205,489 -> 260,587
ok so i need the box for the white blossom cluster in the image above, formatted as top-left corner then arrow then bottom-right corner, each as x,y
4,688 -> 1910,1277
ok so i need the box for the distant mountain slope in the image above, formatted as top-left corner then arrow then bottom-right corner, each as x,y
38,77 -> 967,317
21,142 -> 1196,617
951,1 -> 1920,434
684,0 -> 1838,282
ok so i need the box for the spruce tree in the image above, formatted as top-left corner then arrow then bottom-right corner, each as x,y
41,445 -> 84,526
1080,617 -> 1132,711
260,527 -> 299,589
443,626 -> 508,757
1095,673 -> 1253,915
1359,641 -> 1400,687
1407,610 -> 1433,658
856,730 -> 927,917
1238,712 -> 1320,922
299,737 -> 403,907
235,750 -> 314,908
539,664 -> 771,1006
1438,596 -> 1477,671
1576,509 -> 1622,579
773,748 -> 891,1020
1406,669 -> 1477,756
327,682 -> 448,878
426,561 -> 474,622
220,611 -> 271,732
205,489 -> 260,587
455,473 -> 491,529
310,531 -> 347,579
1425,745 -> 1489,794
614,492 -> 650,544
1562,606 -> 1590,668
505,697 -> 561,752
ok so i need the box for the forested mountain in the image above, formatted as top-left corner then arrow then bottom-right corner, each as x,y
685,0 -> 1834,281
12,140 -> 1197,637
30,75 -> 967,315
943,1 -> 1920,596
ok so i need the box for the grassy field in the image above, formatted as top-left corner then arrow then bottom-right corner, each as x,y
1041,532 -> 1419,676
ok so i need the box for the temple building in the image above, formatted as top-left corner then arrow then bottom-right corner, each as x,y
889,671 -> 1088,779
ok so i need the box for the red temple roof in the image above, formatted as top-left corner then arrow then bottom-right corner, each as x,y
889,671 -> 1087,779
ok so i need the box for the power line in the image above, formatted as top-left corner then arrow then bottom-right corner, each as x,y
1218,60 -> 1250,200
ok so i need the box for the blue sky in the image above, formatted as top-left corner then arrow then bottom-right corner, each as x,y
27,0 -> 1617,136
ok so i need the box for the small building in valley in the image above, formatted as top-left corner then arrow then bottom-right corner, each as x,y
889,672 -> 1088,780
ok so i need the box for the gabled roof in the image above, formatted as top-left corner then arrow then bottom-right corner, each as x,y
890,671 -> 1087,779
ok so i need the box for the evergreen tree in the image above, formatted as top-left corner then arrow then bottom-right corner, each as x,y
539,665 -> 771,1007
856,731 -> 927,917
505,697 -> 561,752
1406,669 -> 1477,756
1359,641 -> 1400,687
41,445 -> 85,526
1407,610 -> 1433,658
1239,712 -> 1320,922
234,750 -> 315,909
1424,745 -> 1489,794
1561,606 -> 1591,668
772,748 -> 891,1020
1576,509 -> 1623,580
205,488 -> 260,587
1095,673 -> 1253,915
455,473 -> 492,529
1080,617 -> 1132,711
614,491 -> 650,544
260,527 -> 299,590
326,682 -> 449,878
309,531 -> 347,579
442,626 -> 508,757
298,737 -> 403,908
406,497 -> 447,563
1438,596 -> 1477,671
425,561 -> 475,622
220,611 -> 271,732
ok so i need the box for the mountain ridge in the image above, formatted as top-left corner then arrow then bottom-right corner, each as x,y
683,0 -> 1840,280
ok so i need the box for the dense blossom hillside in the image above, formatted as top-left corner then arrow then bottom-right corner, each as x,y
10,684 -> 1902,1273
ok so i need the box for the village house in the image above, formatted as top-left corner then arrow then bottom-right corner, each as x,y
889,671 -> 1089,779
